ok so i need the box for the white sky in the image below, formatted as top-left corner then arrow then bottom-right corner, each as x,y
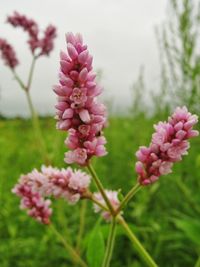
0,0 -> 167,117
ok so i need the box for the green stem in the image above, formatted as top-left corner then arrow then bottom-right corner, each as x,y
76,200 -> 87,252
89,192 -> 157,266
12,58 -> 50,163
25,90 -> 49,163
116,182 -> 141,214
91,195 -> 110,212
118,216 -> 158,267
27,56 -> 37,91
12,70 -> 26,90
26,90 -> 37,119
87,164 -> 115,215
50,224 -> 88,267
102,218 -> 116,267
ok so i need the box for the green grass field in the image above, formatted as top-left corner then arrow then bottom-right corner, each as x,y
0,116 -> 200,267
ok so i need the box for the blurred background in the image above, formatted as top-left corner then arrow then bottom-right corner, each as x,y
1,0 -> 200,267
0,0 -> 166,116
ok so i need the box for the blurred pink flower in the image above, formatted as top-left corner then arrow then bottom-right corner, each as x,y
54,32 -> 107,165
7,11 -> 56,55
93,190 -> 121,221
135,106 -> 199,185
12,184 -> 52,224
39,25 -> 57,56
0,38 -> 19,69
7,11 -> 39,53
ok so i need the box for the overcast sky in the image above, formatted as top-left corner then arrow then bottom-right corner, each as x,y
0,0 -> 167,117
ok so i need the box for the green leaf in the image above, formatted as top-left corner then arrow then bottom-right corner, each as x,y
173,218 -> 200,247
86,225 -> 105,267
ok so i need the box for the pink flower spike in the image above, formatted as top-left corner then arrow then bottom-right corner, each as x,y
39,25 -> 57,56
7,11 -> 56,55
135,106 -> 199,186
0,38 -> 19,68
12,165 -> 92,222
54,33 -> 107,166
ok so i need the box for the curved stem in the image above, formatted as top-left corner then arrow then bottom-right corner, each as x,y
50,224 -> 88,267
118,216 -> 158,267
115,182 -> 141,215
102,218 -> 116,267
87,164 -> 115,215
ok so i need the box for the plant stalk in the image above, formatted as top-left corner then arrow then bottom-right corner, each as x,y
88,192 -> 157,267
50,224 -> 88,267
102,218 -> 116,267
118,216 -> 158,267
27,56 -> 37,90
87,163 -> 115,215
115,182 -> 141,214
13,57 -> 50,163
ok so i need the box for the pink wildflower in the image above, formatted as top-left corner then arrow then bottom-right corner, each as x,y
7,11 -> 39,53
7,11 -> 56,55
93,190 -> 121,221
54,32 -> 107,165
135,106 -> 199,186
12,184 -> 52,224
12,166 -> 91,223
39,25 -> 57,56
0,38 -> 19,68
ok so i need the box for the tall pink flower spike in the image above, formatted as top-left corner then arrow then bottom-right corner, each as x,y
12,166 -> 91,224
7,11 -> 56,56
135,106 -> 199,185
54,32 -> 107,166
0,38 -> 19,69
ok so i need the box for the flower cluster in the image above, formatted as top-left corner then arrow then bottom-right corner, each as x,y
54,32 -> 107,166
39,25 -> 57,56
135,106 -> 199,185
93,190 -> 121,221
12,166 -> 91,224
0,38 -> 19,69
12,184 -> 52,224
7,11 -> 56,55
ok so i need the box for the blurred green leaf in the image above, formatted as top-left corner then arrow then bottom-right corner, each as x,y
173,217 -> 200,247
86,225 -> 105,267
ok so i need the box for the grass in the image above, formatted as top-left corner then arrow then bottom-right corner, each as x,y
0,115 -> 200,267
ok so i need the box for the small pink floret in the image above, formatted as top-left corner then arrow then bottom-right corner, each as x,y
93,190 -> 122,221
